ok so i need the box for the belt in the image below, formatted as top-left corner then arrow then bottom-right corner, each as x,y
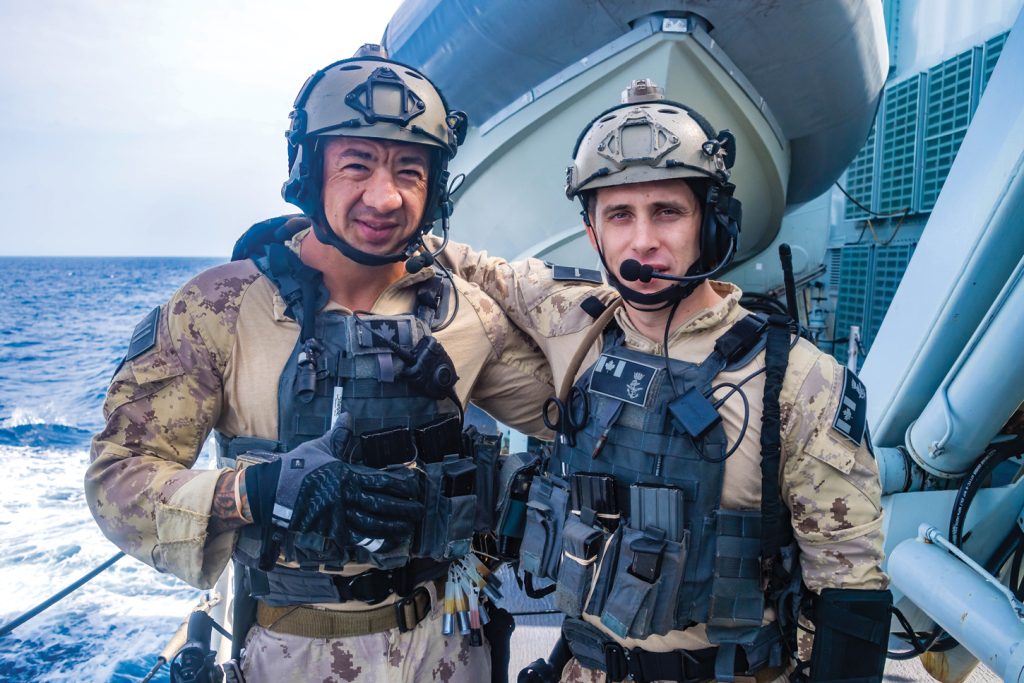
602,642 -> 787,683
330,564 -> 417,604
256,584 -> 433,638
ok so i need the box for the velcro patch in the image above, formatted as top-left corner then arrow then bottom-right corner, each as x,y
832,368 -> 867,446
552,264 -> 603,284
124,306 -> 160,362
588,354 -> 660,407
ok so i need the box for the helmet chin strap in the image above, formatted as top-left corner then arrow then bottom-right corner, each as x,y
310,208 -> 424,267
592,234 -> 704,311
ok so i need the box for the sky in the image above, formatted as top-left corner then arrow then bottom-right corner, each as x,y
1,0 -> 405,257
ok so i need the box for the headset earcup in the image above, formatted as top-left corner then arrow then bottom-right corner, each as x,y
699,187 -> 741,273
700,186 -> 723,272
699,208 -> 716,272
281,144 -> 316,215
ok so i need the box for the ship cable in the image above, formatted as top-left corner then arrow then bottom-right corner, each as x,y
0,551 -> 124,638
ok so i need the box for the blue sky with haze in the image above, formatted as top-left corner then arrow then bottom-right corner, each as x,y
1,1 -> 403,256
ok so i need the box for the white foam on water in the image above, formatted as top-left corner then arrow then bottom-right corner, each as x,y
1,442 -> 219,681
2,405 -> 73,429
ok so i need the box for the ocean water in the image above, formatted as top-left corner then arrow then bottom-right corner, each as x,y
0,257 -> 222,682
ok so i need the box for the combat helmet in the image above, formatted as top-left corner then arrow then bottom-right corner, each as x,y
282,44 -> 468,267
566,79 -> 743,306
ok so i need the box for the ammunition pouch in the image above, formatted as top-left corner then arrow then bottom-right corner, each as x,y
596,522 -> 689,639
494,451 -> 540,560
806,588 -> 892,682
519,476 -> 570,581
466,426 -> 502,533
554,512 -> 608,617
417,454 -> 477,561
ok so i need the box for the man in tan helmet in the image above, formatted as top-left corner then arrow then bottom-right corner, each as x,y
84,46 -> 554,682
439,80 -> 889,682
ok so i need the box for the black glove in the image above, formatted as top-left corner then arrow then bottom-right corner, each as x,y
244,414 -> 424,562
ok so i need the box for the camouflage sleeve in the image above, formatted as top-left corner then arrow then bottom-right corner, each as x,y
84,263 -> 260,589
432,236 -> 613,339
459,286 -> 556,439
780,345 -> 888,596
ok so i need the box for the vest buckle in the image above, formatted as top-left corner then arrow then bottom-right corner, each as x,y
394,585 -> 431,633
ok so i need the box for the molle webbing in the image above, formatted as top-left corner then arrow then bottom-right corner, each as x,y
532,313 -> 791,648
276,313 -> 459,450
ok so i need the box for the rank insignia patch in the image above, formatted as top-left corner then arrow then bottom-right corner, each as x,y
588,354 -> 660,407
125,306 -> 160,362
551,264 -> 604,284
832,367 -> 868,446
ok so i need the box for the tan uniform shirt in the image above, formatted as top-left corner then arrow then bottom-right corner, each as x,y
86,246 -> 554,592
438,242 -> 887,654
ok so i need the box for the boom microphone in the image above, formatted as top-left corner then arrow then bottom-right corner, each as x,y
618,241 -> 737,285
619,259 -> 653,282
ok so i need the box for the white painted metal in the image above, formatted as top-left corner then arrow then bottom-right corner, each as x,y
888,527 -> 1024,682
905,254 -> 1024,477
444,28 -> 790,271
862,9 -> 1024,446
881,480 -> 1024,601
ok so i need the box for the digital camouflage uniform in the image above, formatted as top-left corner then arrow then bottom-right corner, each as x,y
436,242 -> 888,682
86,230 -> 554,683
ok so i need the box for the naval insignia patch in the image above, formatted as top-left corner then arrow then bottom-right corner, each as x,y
588,354 -> 660,407
125,306 -> 161,362
832,367 -> 868,446
551,264 -> 603,284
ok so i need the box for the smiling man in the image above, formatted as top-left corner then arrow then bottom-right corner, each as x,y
84,46 -> 553,682
440,80 -> 889,682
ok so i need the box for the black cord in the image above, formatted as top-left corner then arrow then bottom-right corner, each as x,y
703,323 -> 800,403
834,181 -> 911,219
950,444 -> 1019,547
703,381 -> 750,462
430,256 -> 461,332
1011,531 -> 1024,601
740,292 -> 788,317
662,297 -> 685,398
888,606 -> 938,659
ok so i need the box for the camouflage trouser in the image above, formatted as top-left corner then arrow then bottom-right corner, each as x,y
240,582 -> 490,682
558,657 -> 790,683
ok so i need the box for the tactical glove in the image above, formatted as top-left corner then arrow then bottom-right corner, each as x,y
243,414 -> 424,564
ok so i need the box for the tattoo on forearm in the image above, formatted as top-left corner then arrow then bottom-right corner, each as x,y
209,470 -> 251,534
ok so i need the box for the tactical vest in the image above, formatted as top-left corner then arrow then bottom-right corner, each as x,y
217,244 -> 483,606
520,314 -> 799,676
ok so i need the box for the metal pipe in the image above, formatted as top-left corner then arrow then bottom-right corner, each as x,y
888,525 -> 1024,681
905,254 -> 1024,478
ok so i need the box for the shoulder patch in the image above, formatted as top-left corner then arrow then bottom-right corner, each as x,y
551,264 -> 603,285
832,367 -> 867,446
125,306 -> 160,362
